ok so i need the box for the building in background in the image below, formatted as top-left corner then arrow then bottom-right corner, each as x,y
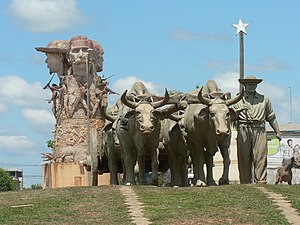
267,124 -> 300,184
5,169 -> 23,190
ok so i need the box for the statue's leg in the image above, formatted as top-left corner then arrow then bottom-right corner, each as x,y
237,127 -> 252,184
205,151 -> 217,186
218,139 -> 231,185
253,127 -> 267,184
150,148 -> 159,186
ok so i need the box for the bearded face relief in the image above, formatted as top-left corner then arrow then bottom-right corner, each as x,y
68,36 -> 94,75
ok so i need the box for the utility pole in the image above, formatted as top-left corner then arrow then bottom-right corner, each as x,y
232,19 -> 250,92
289,86 -> 292,124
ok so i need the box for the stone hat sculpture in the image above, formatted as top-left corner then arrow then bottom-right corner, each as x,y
69,35 -> 94,49
239,75 -> 263,84
35,40 -> 69,54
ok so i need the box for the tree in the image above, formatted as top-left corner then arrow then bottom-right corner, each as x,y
0,168 -> 17,192
31,183 -> 43,190
46,140 -> 54,150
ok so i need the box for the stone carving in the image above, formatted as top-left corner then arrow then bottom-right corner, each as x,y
36,36 -> 114,166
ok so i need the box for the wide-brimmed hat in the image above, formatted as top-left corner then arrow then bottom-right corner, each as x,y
239,75 -> 263,84
35,40 -> 68,54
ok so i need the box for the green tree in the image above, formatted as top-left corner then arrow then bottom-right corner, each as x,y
46,140 -> 54,150
31,183 -> 43,190
0,168 -> 17,192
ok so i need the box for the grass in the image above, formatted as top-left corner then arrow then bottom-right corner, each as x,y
0,186 -> 132,225
265,184 -> 300,214
134,184 -> 291,225
1,184 -> 299,224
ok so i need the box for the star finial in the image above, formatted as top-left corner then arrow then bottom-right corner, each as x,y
232,19 -> 250,35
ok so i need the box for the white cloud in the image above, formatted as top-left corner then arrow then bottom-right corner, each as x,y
0,135 -> 35,150
0,75 -> 50,109
170,28 -> 230,41
212,72 -> 240,94
7,0 -> 86,33
0,102 -> 8,113
22,108 -> 55,133
247,56 -> 290,72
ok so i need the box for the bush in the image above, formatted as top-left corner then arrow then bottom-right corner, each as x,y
0,168 -> 17,192
31,183 -> 43,190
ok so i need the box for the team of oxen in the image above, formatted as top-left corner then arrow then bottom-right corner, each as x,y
101,80 -> 244,187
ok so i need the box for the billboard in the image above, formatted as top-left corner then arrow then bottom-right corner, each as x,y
267,136 -> 300,168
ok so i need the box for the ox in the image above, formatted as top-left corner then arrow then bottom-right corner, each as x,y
157,100 -> 189,187
183,80 -> 243,186
159,117 -> 188,187
116,89 -> 170,185
102,120 -> 123,185
101,82 -> 149,185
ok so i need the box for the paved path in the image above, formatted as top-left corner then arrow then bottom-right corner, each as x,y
256,187 -> 300,225
119,186 -> 152,225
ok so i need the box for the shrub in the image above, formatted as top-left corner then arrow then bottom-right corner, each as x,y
0,168 -> 17,192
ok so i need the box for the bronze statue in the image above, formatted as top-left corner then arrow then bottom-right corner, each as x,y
233,75 -> 281,184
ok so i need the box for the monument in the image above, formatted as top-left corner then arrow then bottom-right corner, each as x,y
36,36 -> 110,187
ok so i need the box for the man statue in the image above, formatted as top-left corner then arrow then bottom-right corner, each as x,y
233,75 -> 281,184
35,40 -> 69,78
36,40 -> 69,119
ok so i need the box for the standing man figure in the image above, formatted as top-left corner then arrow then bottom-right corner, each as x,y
233,75 -> 281,184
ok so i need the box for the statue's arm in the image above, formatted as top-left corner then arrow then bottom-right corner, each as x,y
265,97 -> 282,140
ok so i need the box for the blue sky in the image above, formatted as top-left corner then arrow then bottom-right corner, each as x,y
0,0 -> 299,187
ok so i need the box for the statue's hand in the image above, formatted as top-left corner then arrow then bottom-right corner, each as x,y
241,105 -> 250,111
276,132 -> 282,141
235,105 -> 250,114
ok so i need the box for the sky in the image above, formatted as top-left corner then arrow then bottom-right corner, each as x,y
0,0 -> 300,187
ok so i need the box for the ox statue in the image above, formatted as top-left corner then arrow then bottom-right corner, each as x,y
102,120 -> 123,185
116,89 -> 170,185
183,80 -> 244,186
159,116 -> 188,187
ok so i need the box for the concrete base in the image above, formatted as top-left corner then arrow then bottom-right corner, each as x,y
42,162 -> 110,189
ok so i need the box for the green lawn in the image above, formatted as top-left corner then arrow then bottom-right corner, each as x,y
135,185 -> 292,225
1,184 -> 299,225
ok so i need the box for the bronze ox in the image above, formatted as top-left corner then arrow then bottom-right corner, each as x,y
101,82 -> 151,185
159,117 -> 188,187
116,89 -> 170,185
103,92 -> 188,186
102,120 -> 123,185
183,81 -> 243,186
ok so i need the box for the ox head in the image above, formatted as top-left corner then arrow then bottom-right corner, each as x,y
197,87 -> 244,137
103,122 -> 120,149
121,89 -> 169,135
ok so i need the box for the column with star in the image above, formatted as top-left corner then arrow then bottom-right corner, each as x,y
232,19 -> 250,91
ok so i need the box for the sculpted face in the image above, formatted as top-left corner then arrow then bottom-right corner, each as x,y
69,46 -> 89,66
208,101 -> 230,137
244,83 -> 257,93
45,53 -> 63,74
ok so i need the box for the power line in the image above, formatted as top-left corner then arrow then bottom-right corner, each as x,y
0,162 -> 41,167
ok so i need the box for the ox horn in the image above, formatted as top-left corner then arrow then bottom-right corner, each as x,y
121,90 -> 139,109
151,89 -> 170,109
100,107 -> 117,122
197,87 -> 212,105
225,88 -> 244,106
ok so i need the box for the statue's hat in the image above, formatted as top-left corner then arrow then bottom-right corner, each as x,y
35,40 -> 68,54
239,75 -> 263,84
69,36 -> 93,49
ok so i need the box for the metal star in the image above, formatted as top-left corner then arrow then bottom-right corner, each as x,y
232,19 -> 250,35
